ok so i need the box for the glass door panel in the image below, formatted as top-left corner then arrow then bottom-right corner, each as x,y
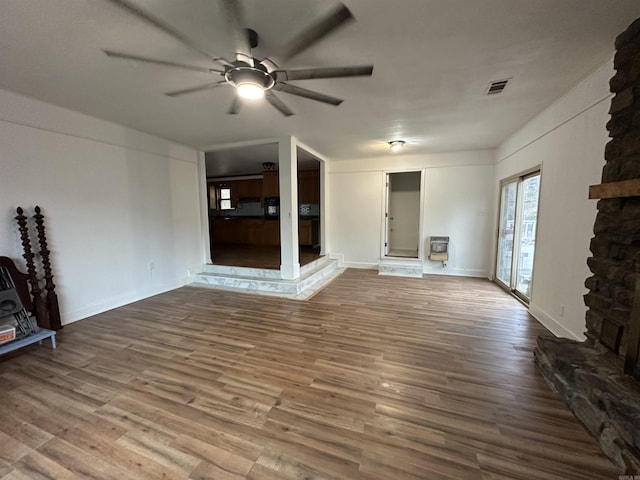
496,181 -> 517,286
515,174 -> 540,299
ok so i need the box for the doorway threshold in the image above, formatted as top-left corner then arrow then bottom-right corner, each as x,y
386,249 -> 418,258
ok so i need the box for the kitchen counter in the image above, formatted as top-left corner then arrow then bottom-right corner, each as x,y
210,216 -> 279,246
210,216 -> 319,247
210,215 -> 266,220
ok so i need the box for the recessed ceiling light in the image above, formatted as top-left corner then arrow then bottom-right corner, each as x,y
388,140 -> 406,152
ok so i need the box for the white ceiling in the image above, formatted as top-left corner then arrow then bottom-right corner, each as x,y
1,0 -> 639,163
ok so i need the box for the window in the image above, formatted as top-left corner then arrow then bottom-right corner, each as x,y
219,187 -> 232,210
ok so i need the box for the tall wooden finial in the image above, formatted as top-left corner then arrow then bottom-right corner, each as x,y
15,206 -> 50,329
33,206 -> 61,330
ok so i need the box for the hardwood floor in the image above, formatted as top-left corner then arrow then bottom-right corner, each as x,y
211,244 -> 322,269
0,270 -> 618,479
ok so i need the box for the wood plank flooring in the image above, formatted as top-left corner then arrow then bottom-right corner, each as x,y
0,269 -> 619,479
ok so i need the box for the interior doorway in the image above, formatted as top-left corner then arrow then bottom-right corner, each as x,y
496,169 -> 541,302
384,171 -> 421,258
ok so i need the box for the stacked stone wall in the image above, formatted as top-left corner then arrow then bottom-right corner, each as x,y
585,18 -> 640,358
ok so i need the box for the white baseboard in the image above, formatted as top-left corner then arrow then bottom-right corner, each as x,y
528,303 -> 585,341
423,266 -> 489,278
328,253 -> 344,266
329,254 -> 377,270
330,253 -> 488,276
62,279 -> 184,326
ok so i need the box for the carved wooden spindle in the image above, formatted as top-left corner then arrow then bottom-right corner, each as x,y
33,206 -> 62,330
15,206 -> 50,329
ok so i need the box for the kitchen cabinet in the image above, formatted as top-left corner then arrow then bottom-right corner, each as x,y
210,218 -> 280,246
235,179 -> 262,200
263,171 -> 279,197
260,170 -> 319,202
211,217 -> 237,243
299,220 -> 312,246
298,169 -> 320,204
241,219 -> 264,244
263,220 -> 280,246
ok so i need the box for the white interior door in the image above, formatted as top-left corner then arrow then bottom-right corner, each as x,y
384,173 -> 391,256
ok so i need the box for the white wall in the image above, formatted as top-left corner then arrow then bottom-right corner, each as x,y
494,61 -> 613,340
328,151 -> 495,277
0,89 -> 203,325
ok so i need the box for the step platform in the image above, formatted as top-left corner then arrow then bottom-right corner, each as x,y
378,256 -> 424,278
192,256 -> 344,300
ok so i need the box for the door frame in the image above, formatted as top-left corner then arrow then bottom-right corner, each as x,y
380,169 -> 426,260
494,165 -> 542,303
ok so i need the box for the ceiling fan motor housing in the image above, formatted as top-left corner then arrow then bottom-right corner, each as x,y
225,65 -> 275,91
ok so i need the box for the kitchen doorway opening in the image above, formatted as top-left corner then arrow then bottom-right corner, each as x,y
204,142 -> 324,271
384,171 -> 422,258
495,169 -> 541,303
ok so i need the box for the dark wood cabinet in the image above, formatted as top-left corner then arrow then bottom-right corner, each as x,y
235,179 -> 262,199
211,218 -> 280,246
258,170 -> 320,202
263,171 -> 279,197
263,220 -> 280,246
298,170 -> 320,204
299,220 -> 312,245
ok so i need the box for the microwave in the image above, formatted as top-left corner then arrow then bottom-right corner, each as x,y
264,197 -> 279,218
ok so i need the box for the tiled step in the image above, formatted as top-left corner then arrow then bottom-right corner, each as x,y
378,257 -> 423,278
201,263 -> 282,279
192,257 -> 343,299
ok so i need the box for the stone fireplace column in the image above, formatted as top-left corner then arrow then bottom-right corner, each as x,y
534,17 -> 640,474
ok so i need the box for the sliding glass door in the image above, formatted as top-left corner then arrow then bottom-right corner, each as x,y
496,171 -> 540,302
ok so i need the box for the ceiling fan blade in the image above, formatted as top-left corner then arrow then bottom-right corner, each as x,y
103,0 -> 231,67
275,3 -> 354,62
220,0 -> 253,66
265,91 -> 294,116
273,82 -> 343,106
165,81 -> 227,97
274,65 -> 373,81
228,96 -> 242,115
104,50 -> 223,73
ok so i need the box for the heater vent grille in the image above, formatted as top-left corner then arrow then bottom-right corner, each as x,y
486,79 -> 510,95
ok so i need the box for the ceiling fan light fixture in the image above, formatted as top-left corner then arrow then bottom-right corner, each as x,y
389,140 -> 406,152
225,66 -> 275,100
237,82 -> 265,99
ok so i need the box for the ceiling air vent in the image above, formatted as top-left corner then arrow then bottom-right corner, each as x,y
486,78 -> 510,95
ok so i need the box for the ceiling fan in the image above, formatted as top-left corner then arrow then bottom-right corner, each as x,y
103,0 -> 374,116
